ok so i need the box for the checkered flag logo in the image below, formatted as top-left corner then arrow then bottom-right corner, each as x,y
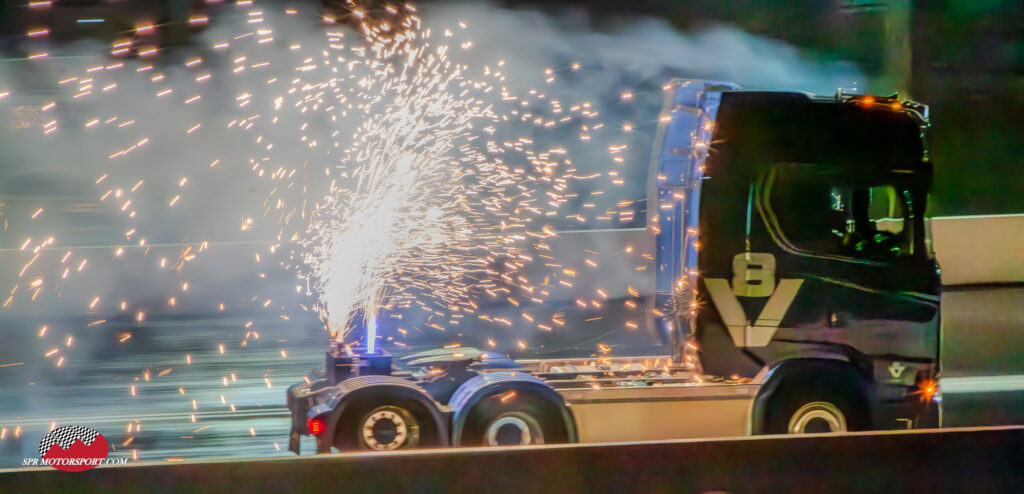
39,426 -> 101,457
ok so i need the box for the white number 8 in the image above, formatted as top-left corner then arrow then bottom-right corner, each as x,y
732,253 -> 776,298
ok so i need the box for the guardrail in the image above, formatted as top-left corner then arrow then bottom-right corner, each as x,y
4,426 -> 1022,493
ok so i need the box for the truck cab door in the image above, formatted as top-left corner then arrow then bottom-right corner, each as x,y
696,161 -> 940,378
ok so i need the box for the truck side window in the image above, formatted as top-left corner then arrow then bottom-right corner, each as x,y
762,163 -> 912,261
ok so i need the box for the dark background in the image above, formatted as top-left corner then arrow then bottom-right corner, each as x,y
505,0 -> 1024,216
2,0 -> 1020,215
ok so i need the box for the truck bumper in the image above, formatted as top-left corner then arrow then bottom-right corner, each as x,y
870,358 -> 941,430
873,382 -> 942,430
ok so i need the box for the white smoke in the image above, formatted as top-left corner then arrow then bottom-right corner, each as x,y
0,1 -> 865,328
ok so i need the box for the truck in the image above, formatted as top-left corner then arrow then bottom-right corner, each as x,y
287,79 -> 943,453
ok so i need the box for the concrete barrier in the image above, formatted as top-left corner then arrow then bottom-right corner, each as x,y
3,426 -> 1022,493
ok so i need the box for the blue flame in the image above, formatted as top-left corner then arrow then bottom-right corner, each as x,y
366,313 -> 377,355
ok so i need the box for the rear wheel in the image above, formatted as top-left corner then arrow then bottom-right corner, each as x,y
358,405 -> 420,451
485,412 -> 545,446
461,392 -> 567,446
334,397 -> 435,452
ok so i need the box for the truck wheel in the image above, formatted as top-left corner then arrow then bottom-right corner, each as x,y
461,392 -> 567,446
786,401 -> 847,433
763,385 -> 867,435
485,411 -> 545,446
335,398 -> 433,452
358,405 -> 420,451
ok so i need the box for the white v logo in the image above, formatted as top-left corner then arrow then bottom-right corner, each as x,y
704,278 -> 803,347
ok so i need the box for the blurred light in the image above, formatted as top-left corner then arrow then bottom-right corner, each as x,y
918,378 -> 938,402
306,417 -> 325,435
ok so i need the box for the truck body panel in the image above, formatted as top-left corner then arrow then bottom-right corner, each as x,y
560,382 -> 756,442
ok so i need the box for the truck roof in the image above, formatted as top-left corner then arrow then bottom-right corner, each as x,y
711,90 -> 929,178
649,80 -> 931,192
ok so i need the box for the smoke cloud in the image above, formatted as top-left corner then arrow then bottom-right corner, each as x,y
0,1 -> 864,336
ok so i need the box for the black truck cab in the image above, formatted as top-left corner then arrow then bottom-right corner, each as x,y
651,81 -> 941,432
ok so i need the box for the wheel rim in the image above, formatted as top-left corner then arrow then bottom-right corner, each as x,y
360,406 -> 420,451
788,401 -> 847,434
485,412 -> 544,446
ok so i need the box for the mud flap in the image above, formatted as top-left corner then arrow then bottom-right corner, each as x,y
287,383 -> 308,455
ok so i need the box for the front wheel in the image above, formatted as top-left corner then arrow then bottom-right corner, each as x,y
786,401 -> 848,433
763,384 -> 868,435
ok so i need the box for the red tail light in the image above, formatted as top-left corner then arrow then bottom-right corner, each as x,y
307,417 -> 326,435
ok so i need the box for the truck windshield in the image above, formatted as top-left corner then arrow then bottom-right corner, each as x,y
762,162 -> 913,261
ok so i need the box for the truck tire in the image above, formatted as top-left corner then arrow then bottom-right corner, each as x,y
762,381 -> 868,435
335,398 -> 436,451
460,392 -> 568,447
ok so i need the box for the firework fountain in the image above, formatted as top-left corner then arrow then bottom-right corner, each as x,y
297,18 -> 538,349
